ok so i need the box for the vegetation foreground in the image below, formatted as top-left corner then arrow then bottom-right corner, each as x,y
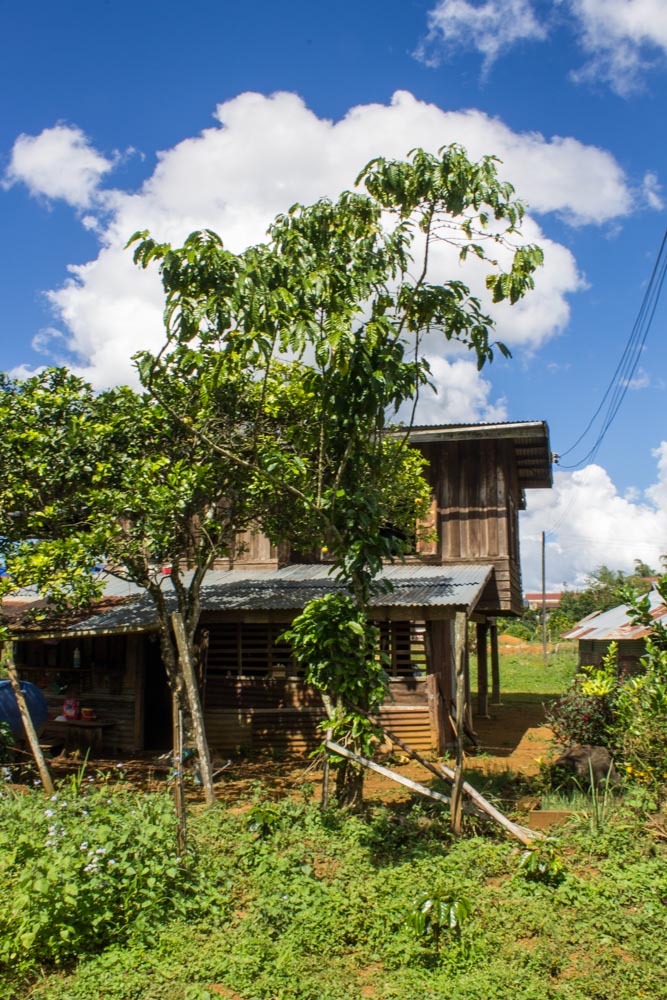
1,644 -> 666,1000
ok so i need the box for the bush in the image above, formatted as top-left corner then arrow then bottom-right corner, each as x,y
545,683 -> 616,748
613,640 -> 667,790
0,771 -> 218,969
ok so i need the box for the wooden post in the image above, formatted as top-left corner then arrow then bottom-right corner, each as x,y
321,725 -> 333,809
476,622 -> 489,718
2,643 -> 54,796
172,691 -> 187,855
450,611 -> 467,835
171,612 -> 216,805
490,621 -> 501,705
425,673 -> 447,755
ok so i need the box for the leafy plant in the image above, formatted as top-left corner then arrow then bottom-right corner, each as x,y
517,838 -> 565,886
406,889 -> 472,952
0,722 -> 13,766
0,780 -> 218,969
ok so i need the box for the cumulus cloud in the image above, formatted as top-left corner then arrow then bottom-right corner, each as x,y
9,90 -> 634,392
3,124 -> 116,209
410,356 -> 508,424
520,447 -> 667,588
420,0 -> 667,94
416,0 -> 547,72
570,0 -> 667,95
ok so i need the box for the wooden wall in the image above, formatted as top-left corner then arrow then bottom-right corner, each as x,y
416,438 -> 524,614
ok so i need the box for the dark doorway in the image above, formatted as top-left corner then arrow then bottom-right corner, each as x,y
142,635 -> 172,751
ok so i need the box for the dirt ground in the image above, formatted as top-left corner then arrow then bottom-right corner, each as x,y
36,694 -> 554,807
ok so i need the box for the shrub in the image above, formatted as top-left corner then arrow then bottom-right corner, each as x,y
0,774 -> 217,969
612,640 -> 667,791
545,683 -> 616,748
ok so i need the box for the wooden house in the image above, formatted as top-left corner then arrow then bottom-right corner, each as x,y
564,587 -> 667,674
9,420 -> 552,758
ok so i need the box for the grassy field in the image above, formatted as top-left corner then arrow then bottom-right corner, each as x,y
2,643 -> 667,1000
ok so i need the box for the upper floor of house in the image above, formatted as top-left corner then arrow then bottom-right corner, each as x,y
214,421 -> 553,616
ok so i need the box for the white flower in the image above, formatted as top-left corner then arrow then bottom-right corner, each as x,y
44,809 -> 54,817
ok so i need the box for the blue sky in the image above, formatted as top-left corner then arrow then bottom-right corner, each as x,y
2,0 -> 667,589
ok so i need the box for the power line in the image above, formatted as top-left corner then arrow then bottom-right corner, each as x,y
557,224 -> 667,470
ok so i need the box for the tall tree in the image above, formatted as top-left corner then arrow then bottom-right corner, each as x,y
131,144 -> 543,803
0,363 -> 305,802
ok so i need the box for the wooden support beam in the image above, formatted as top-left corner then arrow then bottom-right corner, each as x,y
476,622 -> 489,717
490,622 -> 501,705
324,740 -> 450,805
450,611 -> 467,835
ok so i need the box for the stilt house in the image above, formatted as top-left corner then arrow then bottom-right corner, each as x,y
9,421 -> 552,757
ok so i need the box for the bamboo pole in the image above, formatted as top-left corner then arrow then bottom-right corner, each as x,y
372,721 -> 541,845
1,642 -> 54,796
324,740 -> 451,805
171,611 -> 216,805
348,702 -> 542,846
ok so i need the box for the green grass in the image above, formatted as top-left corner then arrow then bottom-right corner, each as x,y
471,641 -> 578,708
2,644 -> 666,1000
2,789 -> 666,1000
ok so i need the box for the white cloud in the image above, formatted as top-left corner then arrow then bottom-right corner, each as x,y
570,0 -> 667,95
622,366 -> 651,390
417,0 -> 547,72
412,356 -> 508,423
420,0 -> 667,94
3,124 -> 116,209
520,450 -> 667,589
9,91 -> 634,391
642,172 -> 664,211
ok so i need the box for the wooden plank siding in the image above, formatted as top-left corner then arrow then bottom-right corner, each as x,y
416,438 -> 524,614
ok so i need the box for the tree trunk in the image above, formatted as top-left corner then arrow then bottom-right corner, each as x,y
171,691 -> 187,854
334,757 -> 365,809
450,611 -> 467,835
2,643 -> 54,795
171,612 -> 216,805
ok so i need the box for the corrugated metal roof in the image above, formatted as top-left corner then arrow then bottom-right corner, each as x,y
563,589 -> 667,641
22,563 -> 494,638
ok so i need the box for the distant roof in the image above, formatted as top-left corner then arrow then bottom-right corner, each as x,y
12,563 -> 494,638
563,588 -> 667,641
405,421 -> 552,489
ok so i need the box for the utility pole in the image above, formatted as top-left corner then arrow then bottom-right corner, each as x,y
541,530 -> 547,669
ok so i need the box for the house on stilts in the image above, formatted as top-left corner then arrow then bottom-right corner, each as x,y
6,421 -> 552,758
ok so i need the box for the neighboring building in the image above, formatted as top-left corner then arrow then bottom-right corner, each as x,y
524,592 -> 563,611
8,420 -> 552,758
564,587 -> 667,673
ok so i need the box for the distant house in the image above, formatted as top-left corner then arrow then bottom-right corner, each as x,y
7,420 -> 552,758
563,588 -> 667,673
524,592 -> 563,611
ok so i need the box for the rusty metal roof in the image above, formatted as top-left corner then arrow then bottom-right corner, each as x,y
563,589 -> 667,641
16,563 -> 494,638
